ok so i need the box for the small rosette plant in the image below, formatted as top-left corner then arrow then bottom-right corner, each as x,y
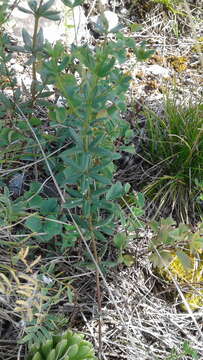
149,218 -> 203,311
27,330 -> 97,360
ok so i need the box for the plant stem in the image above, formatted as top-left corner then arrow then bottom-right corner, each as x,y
31,14 -> 40,104
83,72 -> 102,358
31,0 -> 43,105
89,218 -> 102,359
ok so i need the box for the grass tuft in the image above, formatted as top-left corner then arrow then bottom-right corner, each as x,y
139,100 -> 203,222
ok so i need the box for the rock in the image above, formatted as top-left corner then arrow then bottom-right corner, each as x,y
56,96 -> 66,108
146,65 -> 170,78
62,6 -> 88,45
12,63 -> 24,73
89,10 -> 119,34
100,0 -> 109,6
9,0 -> 88,45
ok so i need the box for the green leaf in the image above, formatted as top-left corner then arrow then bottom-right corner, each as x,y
17,6 -> 33,14
94,230 -> 107,242
190,233 -> 203,252
36,27 -> 44,49
66,344 -> 78,358
176,250 -> 193,271
82,200 -> 90,216
29,117 -> 42,126
90,146 -> 120,159
96,200 -> 115,212
55,339 -> 68,358
122,254 -> 135,266
58,56 -> 70,71
95,57 -> 116,77
31,352 -> 42,360
56,74 -> 77,97
63,170 -> 82,184
0,93 -> 12,107
137,192 -> 145,208
113,232 -> 129,250
159,226 -> 171,244
29,195 -> 43,208
62,233 -> 77,248
150,250 -> 173,268
41,216 -> 62,241
149,221 -> 159,233
100,224 -> 115,235
89,135 -> 104,150
18,333 -> 33,344
26,181 -> 42,195
134,44 -> 154,61
119,145 -> 135,153
106,181 -> 124,200
62,157 -> 82,172
131,207 -> 144,217
63,199 -> 83,209
77,345 -> 92,358
161,217 -> 176,227
61,0 -> 84,8
25,216 -> 42,232
47,348 -> 56,360
41,339 -> 53,358
89,160 -> 113,174
22,28 -> 32,48
40,10 -> 61,21
54,107 -> 68,124
28,0 -> 38,13
130,23 -> 142,32
91,174 -> 112,185
80,176 -> 90,194
69,127 -> 83,147
80,153 -> 90,172
67,188 -> 83,198
39,0 -> 55,12
124,183 -> 131,193
39,198 -> 58,216
75,46 -> 95,69
60,147 -> 82,161
91,188 -> 107,198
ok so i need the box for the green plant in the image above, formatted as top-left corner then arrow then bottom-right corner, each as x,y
127,0 -> 185,21
0,2 -> 153,354
149,217 -> 203,267
112,191 -> 145,266
164,341 -> 200,359
0,187 -> 27,225
0,249 -> 71,347
0,0 -> 153,249
0,1 -> 61,184
149,217 -> 203,310
3,0 -> 152,254
195,179 -> 203,203
137,100 -> 203,222
151,0 -> 185,15
27,329 -> 97,360
0,0 -> 10,26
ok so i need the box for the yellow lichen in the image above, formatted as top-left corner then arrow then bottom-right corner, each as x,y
185,290 -> 203,311
167,56 -> 188,72
160,253 -> 203,311
192,37 -> 203,53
